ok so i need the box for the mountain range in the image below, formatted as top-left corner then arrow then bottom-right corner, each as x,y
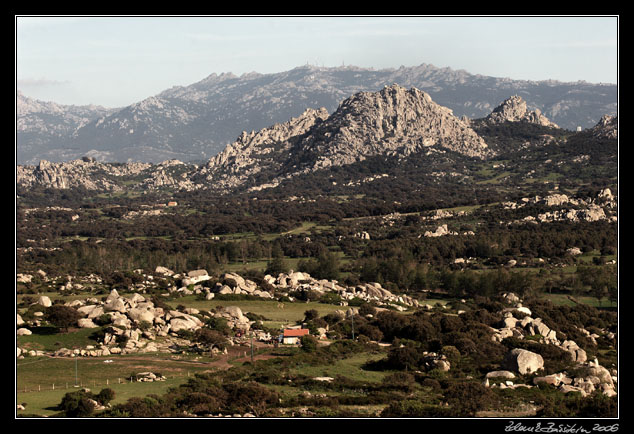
16,84 -> 618,200
16,63 -> 617,165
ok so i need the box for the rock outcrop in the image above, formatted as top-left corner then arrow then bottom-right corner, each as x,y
484,95 -> 559,128
16,158 -> 152,191
589,115 -> 618,139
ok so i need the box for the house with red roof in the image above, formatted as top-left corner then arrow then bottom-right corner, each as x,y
281,328 -> 310,345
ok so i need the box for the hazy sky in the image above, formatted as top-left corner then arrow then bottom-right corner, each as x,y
16,15 -> 619,108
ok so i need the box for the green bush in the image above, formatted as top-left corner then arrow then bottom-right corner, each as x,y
380,400 -> 453,417
59,390 -> 95,417
301,334 -> 319,353
96,388 -> 115,405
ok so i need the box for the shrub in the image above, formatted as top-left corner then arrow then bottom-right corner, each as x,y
301,334 -> 319,353
59,390 -> 95,417
93,313 -> 113,326
45,305 -> 82,333
194,328 -> 228,351
223,381 -> 279,417
137,320 -> 152,331
440,345 -> 461,364
205,316 -> 231,335
303,309 -> 319,322
96,388 -> 115,405
385,346 -> 422,371
380,400 -> 453,417
443,381 -> 499,416
381,372 -> 416,392
358,303 -> 377,317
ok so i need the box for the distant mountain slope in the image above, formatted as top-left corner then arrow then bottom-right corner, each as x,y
16,63 -> 617,164
16,91 -> 117,163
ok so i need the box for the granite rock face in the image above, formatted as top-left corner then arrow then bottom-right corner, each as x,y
195,84 -> 492,192
194,107 -> 330,191
295,85 -> 492,170
483,95 -> 559,128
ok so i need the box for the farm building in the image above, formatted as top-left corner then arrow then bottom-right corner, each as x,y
281,328 -> 310,345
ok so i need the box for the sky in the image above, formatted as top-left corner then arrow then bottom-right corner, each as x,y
15,15 -> 619,108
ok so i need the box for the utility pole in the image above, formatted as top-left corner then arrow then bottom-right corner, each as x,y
351,309 -> 355,340
250,332 -> 254,364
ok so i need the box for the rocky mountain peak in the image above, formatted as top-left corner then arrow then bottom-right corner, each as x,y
296,84 -> 491,172
486,95 -> 559,128
191,85 -> 494,192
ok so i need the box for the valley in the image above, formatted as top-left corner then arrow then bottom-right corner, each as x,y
15,86 -> 618,420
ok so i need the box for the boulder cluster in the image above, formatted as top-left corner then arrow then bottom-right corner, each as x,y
16,266 -> 421,360
422,223 -> 474,238
484,292 -> 617,397
503,188 -> 617,225
16,289 -> 254,359
162,267 -> 421,309
262,270 -> 419,309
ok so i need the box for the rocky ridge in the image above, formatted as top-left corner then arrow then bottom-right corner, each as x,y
589,115 -> 618,140
18,85 -> 493,194
16,158 -> 150,191
16,157 -> 197,192
194,108 -> 329,191
17,91 -> 115,143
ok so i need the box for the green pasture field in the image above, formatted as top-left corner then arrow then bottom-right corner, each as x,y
287,351 -> 389,383
15,352 -> 222,417
218,221 -> 332,243
18,327 -> 99,353
16,375 -> 190,417
541,293 -> 617,309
